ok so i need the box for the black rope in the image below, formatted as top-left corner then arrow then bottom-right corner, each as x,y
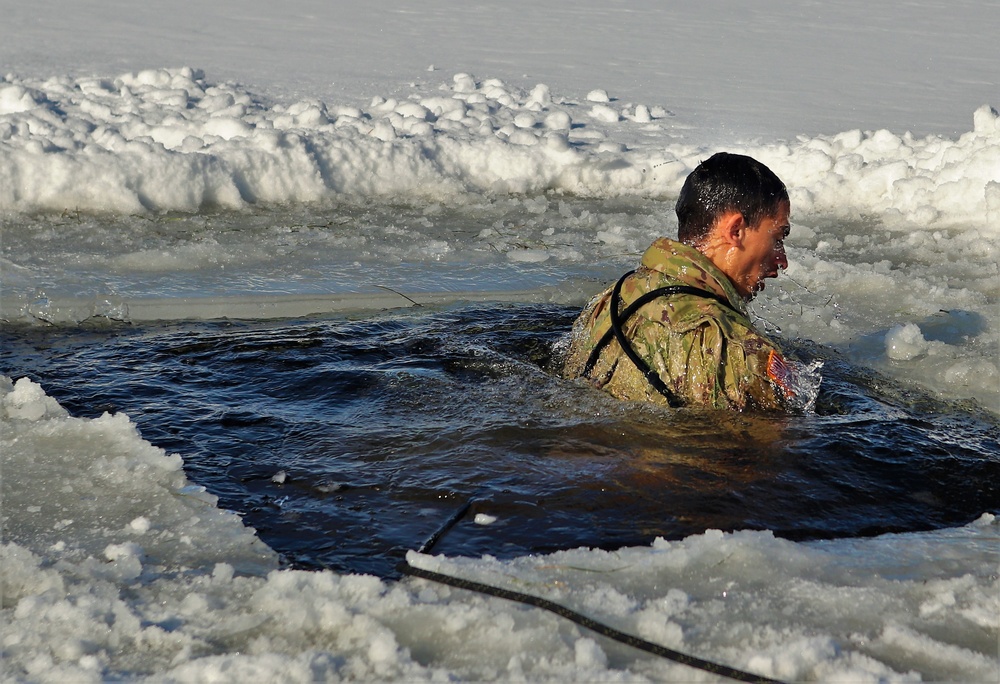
398,560 -> 787,684
418,498 -> 475,554
581,269 -> 740,407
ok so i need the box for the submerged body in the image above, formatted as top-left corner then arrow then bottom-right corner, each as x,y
562,237 -> 793,411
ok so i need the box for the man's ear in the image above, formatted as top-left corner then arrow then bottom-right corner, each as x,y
716,211 -> 746,247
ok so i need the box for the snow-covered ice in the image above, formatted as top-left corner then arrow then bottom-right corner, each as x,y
1,1 -> 998,681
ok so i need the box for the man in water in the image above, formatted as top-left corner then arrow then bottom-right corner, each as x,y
562,152 -> 794,411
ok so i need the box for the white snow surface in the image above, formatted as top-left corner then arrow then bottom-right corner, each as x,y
0,65 -> 998,223
2,2 -> 1000,681
5,0 -> 998,139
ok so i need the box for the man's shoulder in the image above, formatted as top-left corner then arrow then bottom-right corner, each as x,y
647,284 -> 741,330
651,292 -> 779,352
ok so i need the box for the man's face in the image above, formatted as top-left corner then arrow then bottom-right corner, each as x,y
732,201 -> 790,299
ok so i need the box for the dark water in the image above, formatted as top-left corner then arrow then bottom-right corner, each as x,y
3,303 -> 998,578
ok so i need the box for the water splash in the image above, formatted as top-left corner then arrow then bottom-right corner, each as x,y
786,359 -> 824,413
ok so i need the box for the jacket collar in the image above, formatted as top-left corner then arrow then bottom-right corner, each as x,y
640,237 -> 748,315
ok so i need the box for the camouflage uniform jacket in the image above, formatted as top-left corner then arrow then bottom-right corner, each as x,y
562,237 -> 792,411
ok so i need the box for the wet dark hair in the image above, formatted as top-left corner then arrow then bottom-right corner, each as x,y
675,152 -> 788,245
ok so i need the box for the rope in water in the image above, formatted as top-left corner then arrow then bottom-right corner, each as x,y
397,560 -> 785,684
401,500 -> 787,684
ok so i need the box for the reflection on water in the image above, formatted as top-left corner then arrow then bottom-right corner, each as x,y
3,304 -> 998,577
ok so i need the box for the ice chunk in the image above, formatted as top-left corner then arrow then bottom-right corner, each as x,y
886,322 -> 929,361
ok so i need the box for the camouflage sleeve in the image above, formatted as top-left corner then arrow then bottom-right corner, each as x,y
712,322 -> 791,411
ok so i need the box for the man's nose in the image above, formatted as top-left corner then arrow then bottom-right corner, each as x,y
775,246 -> 788,270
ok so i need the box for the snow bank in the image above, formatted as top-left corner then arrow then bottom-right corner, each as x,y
2,377 -> 997,682
1,68 -> 997,230
748,108 -> 1000,230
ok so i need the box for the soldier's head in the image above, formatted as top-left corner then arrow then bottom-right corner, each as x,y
676,153 -> 791,299
675,152 -> 788,246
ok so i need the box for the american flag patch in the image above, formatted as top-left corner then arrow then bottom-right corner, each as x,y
767,349 -> 795,397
